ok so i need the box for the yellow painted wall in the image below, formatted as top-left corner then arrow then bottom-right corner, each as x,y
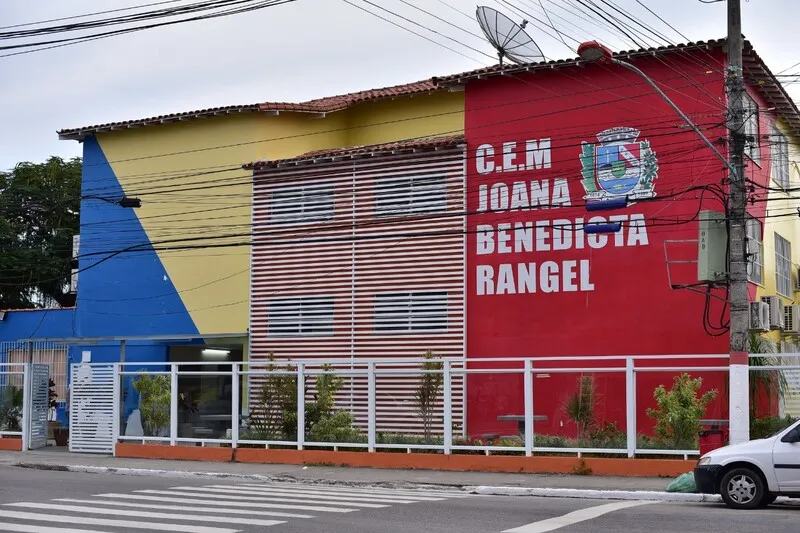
755,120 -> 800,348
96,90 -> 465,336
345,90 -> 464,147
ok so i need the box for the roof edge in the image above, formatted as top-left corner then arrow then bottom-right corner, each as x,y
246,134 -> 466,171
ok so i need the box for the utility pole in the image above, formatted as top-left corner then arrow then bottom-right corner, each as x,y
726,0 -> 750,446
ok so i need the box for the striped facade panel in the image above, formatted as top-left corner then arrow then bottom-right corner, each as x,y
250,149 -> 467,435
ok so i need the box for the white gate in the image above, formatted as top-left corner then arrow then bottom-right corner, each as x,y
26,364 -> 49,450
69,363 -> 116,454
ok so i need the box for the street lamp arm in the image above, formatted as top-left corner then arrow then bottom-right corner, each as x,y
610,57 -> 735,177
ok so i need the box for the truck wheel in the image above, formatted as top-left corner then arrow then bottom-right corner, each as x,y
720,467 -> 766,509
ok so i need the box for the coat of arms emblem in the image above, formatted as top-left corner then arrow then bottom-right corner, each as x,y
580,126 -> 658,202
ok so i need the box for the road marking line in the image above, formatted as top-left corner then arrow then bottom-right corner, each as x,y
215,485 -> 446,502
55,499 -> 313,519
502,501 -> 656,533
135,489 -> 388,508
93,493 -> 355,513
193,485 -> 430,504
5,502 -> 284,528
0,523 -> 107,533
0,509 -> 239,533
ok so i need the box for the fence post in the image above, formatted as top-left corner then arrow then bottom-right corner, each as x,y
524,359 -> 533,457
367,362 -> 376,453
297,363 -> 305,450
626,358 -> 636,458
169,364 -> 178,446
21,363 -> 30,451
443,360 -> 453,455
112,363 -> 121,456
231,363 -> 240,448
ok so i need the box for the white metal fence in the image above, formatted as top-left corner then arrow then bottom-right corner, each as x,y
58,354 -> 800,458
0,363 -> 51,451
69,363 -> 116,454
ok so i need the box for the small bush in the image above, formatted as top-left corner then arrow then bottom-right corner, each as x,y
751,415 -> 797,440
646,373 -> 717,450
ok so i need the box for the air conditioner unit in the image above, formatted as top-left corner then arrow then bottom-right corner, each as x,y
761,295 -> 784,329
750,301 -> 770,332
785,305 -> 800,334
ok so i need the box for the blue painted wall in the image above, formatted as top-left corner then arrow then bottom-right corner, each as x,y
0,138 -> 224,430
76,136 -> 199,338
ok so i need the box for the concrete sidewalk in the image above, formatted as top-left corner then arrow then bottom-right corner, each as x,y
0,448 -> 673,492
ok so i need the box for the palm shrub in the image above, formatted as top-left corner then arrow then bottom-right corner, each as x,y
133,375 -> 170,436
564,375 -> 596,444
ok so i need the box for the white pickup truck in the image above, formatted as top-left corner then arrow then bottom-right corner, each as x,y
694,418 -> 800,509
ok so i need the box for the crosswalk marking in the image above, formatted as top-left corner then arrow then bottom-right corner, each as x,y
133,488 -> 390,508
178,485 -> 436,504
6,502 -> 285,528
0,509 -> 238,533
95,492 -> 358,512
0,480 -> 471,532
220,485 -> 449,502
235,482 -> 470,498
0,523 -> 107,533
54,498 -> 314,519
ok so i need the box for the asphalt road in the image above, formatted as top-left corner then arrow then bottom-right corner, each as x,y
0,465 -> 796,532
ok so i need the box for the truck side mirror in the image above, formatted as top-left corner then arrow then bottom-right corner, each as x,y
781,427 -> 800,444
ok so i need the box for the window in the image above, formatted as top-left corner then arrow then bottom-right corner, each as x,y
742,93 -> 760,163
269,184 -> 333,224
374,292 -> 448,332
771,126 -> 790,189
746,217 -> 763,284
375,174 -> 447,217
775,233 -> 792,297
267,297 -> 334,336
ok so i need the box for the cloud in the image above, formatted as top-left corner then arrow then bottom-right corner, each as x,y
0,0 -> 797,170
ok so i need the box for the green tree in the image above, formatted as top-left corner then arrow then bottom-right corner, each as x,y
0,156 -> 81,309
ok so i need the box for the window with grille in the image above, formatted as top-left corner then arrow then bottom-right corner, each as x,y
374,174 -> 447,217
742,93 -> 760,163
4,347 -> 67,400
267,297 -> 334,336
775,233 -> 792,297
771,126 -> 790,189
746,217 -> 763,284
269,184 -> 334,224
374,292 -> 448,332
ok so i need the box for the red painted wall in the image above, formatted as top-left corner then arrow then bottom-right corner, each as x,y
464,51 -> 733,439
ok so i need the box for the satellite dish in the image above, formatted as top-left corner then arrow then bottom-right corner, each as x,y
476,6 -> 544,66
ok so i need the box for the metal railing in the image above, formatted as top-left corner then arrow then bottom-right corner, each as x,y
77,354 -> 774,459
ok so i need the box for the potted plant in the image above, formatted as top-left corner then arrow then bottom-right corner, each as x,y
53,426 -> 69,446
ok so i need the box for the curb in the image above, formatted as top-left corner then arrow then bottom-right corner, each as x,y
11,462 -> 469,492
472,486 -> 800,506
471,486 -> 719,502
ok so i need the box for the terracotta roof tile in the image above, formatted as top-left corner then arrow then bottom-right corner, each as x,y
58,37 -> 800,142
248,134 -> 465,170
58,80 -> 440,140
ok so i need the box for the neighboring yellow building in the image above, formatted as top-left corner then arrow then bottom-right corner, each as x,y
59,80 -> 464,337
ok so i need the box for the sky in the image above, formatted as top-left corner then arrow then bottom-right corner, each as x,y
0,0 -> 798,171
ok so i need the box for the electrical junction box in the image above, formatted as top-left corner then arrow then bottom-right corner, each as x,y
697,210 -> 728,282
